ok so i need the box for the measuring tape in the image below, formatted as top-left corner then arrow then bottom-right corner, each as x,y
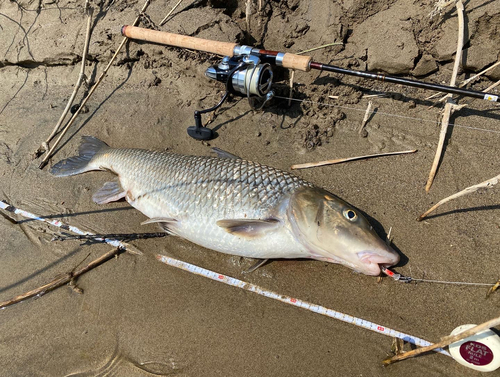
156,254 -> 451,357
0,200 -> 128,250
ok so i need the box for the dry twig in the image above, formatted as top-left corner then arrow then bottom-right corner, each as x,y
36,0 -> 93,156
159,0 -> 183,26
0,248 -> 124,309
418,173 -> 500,221
288,70 -> 295,107
425,0 -> 464,192
426,60 -> 500,102
38,0 -> 153,169
483,79 -> 500,93
245,0 -> 252,32
383,315 -> 500,365
487,279 -> 500,298
358,100 -> 373,134
291,150 -> 417,170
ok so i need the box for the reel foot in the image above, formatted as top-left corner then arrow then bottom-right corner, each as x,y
187,126 -> 215,140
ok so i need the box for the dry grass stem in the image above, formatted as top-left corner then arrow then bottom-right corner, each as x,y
288,70 -> 295,106
429,0 -> 458,18
487,279 -> 500,298
38,0 -> 152,169
291,149 -> 417,170
483,79 -> 500,93
245,0 -> 252,32
383,314 -> 500,365
425,0 -> 464,192
419,173 -> 500,220
0,248 -> 123,309
358,100 -> 373,134
159,0 -> 183,26
37,0 -> 93,155
296,42 -> 343,55
428,60 -> 500,103
462,60 -> 500,87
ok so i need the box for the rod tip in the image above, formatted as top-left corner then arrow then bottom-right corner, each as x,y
121,25 -> 129,36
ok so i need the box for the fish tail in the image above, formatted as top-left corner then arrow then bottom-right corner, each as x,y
50,136 -> 110,177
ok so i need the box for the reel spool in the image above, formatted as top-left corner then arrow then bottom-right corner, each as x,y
187,53 -> 275,140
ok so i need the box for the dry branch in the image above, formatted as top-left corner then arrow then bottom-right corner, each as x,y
425,0 -> 464,192
358,100 -> 373,134
383,314 -> 500,365
38,0 -> 153,169
291,150 -> 417,170
159,0 -> 183,26
36,0 -> 93,156
0,248 -> 124,309
418,173 -> 500,221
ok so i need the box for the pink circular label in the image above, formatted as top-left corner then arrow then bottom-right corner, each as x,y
459,341 -> 494,366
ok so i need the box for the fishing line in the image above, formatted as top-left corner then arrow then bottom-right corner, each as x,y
156,254 -> 450,356
410,279 -> 494,287
382,266 -> 496,287
274,95 -> 500,135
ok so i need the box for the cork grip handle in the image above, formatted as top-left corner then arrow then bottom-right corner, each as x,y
281,53 -> 312,72
121,25 -> 237,57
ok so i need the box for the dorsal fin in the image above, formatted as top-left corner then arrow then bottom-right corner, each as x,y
212,147 -> 241,160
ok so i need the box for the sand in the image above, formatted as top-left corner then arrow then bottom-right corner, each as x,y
0,0 -> 499,375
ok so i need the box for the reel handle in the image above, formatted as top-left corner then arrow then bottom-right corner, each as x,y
121,25 -> 312,71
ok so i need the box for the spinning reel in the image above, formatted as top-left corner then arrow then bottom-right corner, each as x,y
187,51 -> 275,140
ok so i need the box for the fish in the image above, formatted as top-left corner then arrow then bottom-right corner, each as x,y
50,136 -> 399,276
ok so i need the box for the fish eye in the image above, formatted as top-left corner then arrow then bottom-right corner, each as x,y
343,209 -> 357,221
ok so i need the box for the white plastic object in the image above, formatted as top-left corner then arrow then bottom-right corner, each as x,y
449,324 -> 500,372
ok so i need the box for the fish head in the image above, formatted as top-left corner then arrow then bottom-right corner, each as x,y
288,187 -> 400,276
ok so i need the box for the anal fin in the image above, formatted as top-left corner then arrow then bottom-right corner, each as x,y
93,180 -> 126,204
242,258 -> 270,274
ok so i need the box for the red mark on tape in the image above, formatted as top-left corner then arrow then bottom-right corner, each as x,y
290,298 -> 297,303
377,326 -> 385,331
218,274 -> 224,280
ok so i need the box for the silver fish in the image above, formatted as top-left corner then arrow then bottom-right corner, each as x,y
50,136 -> 399,275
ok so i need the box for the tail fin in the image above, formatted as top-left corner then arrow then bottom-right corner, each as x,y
50,136 -> 110,177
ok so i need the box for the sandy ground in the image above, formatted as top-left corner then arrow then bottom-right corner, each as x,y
1,0 -> 499,376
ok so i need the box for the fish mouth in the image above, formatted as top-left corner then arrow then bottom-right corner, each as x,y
357,251 -> 399,276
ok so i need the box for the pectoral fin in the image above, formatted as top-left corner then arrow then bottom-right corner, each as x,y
141,217 -> 179,236
216,218 -> 281,238
92,180 -> 126,204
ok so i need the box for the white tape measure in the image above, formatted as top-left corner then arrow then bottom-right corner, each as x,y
156,254 -> 451,357
0,200 -> 127,250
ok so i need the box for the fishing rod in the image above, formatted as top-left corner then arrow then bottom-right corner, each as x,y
121,25 -> 499,140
